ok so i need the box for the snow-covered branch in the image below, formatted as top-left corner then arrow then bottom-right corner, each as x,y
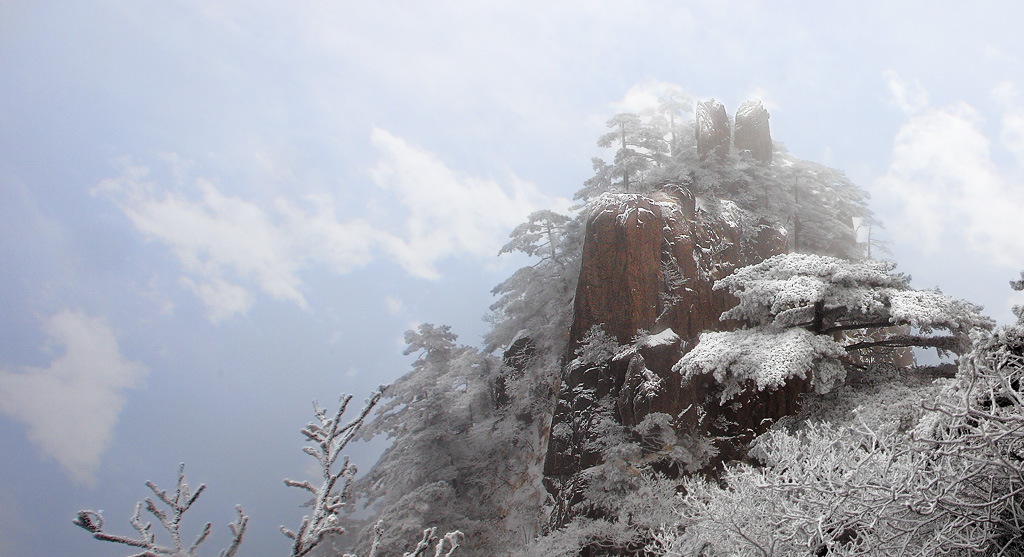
73,463 -> 247,557
675,326 -> 847,402
74,386 -> 463,557
282,389 -> 384,557
716,253 -> 992,343
843,333 -> 961,353
401,527 -> 464,557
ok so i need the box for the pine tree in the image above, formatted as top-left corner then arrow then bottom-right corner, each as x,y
676,253 -> 993,403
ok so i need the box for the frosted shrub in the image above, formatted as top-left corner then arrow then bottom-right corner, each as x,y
658,422 -> 928,556
656,324 -> 1024,556
910,324 -> 1024,554
570,325 -> 624,370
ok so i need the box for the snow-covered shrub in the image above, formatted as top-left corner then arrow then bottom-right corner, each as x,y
534,405 -> 715,556
910,323 -> 1024,554
526,471 -> 683,557
571,325 -> 624,370
656,317 -> 1024,556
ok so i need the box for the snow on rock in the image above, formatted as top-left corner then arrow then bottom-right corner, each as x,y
643,328 -> 681,348
612,328 -> 682,363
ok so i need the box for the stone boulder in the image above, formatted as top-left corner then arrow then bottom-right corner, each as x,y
734,99 -> 773,165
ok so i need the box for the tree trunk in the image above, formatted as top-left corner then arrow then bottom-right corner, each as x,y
792,178 -> 801,253
620,124 -> 629,192
811,300 -> 825,334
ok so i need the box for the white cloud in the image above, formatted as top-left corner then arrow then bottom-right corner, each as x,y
384,296 -> 404,315
95,163 -> 395,321
883,70 -> 929,114
993,82 -> 1024,164
1002,108 -> 1024,164
180,276 -> 255,323
874,98 -> 1024,269
369,128 -> 563,278
984,43 -> 1019,65
609,81 -> 692,116
96,129 -> 564,320
298,2 -> 694,140
95,171 -> 314,311
744,86 -> 779,112
0,311 -> 146,486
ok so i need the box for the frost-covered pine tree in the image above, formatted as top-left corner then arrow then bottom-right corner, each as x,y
487,209 -> 582,358
770,154 -> 869,257
676,253 -> 993,403
350,324 -> 523,556
355,210 -> 586,555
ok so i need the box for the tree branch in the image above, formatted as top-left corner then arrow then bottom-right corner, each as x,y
74,464 -> 246,556
821,320 -> 901,335
844,334 -> 959,353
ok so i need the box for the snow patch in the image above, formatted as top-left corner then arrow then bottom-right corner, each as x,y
613,328 -> 681,362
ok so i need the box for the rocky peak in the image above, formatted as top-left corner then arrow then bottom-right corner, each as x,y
543,185 -> 805,524
695,99 -> 731,161
734,99 -> 773,165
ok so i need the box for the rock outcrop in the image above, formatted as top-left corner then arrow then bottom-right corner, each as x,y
695,99 -> 731,160
543,185 -> 806,519
734,99 -> 773,165
495,332 -> 536,408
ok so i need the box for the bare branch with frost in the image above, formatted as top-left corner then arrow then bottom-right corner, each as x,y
282,389 -> 384,557
75,387 -> 462,557
73,463 -> 247,557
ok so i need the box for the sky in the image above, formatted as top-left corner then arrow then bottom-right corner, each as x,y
3,2 -> 1024,555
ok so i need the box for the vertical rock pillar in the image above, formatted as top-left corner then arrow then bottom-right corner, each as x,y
696,99 -> 731,161
734,100 -> 773,165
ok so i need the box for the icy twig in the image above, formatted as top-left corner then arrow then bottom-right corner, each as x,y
281,389 -> 384,557
73,463 -> 247,557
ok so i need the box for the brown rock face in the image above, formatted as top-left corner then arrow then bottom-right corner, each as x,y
543,185 -> 804,515
696,99 -> 731,160
567,195 -> 663,351
734,99 -> 773,165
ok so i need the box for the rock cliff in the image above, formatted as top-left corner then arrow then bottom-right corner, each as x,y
543,184 -> 808,517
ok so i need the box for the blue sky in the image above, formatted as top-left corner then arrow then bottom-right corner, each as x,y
3,2 -> 1024,555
